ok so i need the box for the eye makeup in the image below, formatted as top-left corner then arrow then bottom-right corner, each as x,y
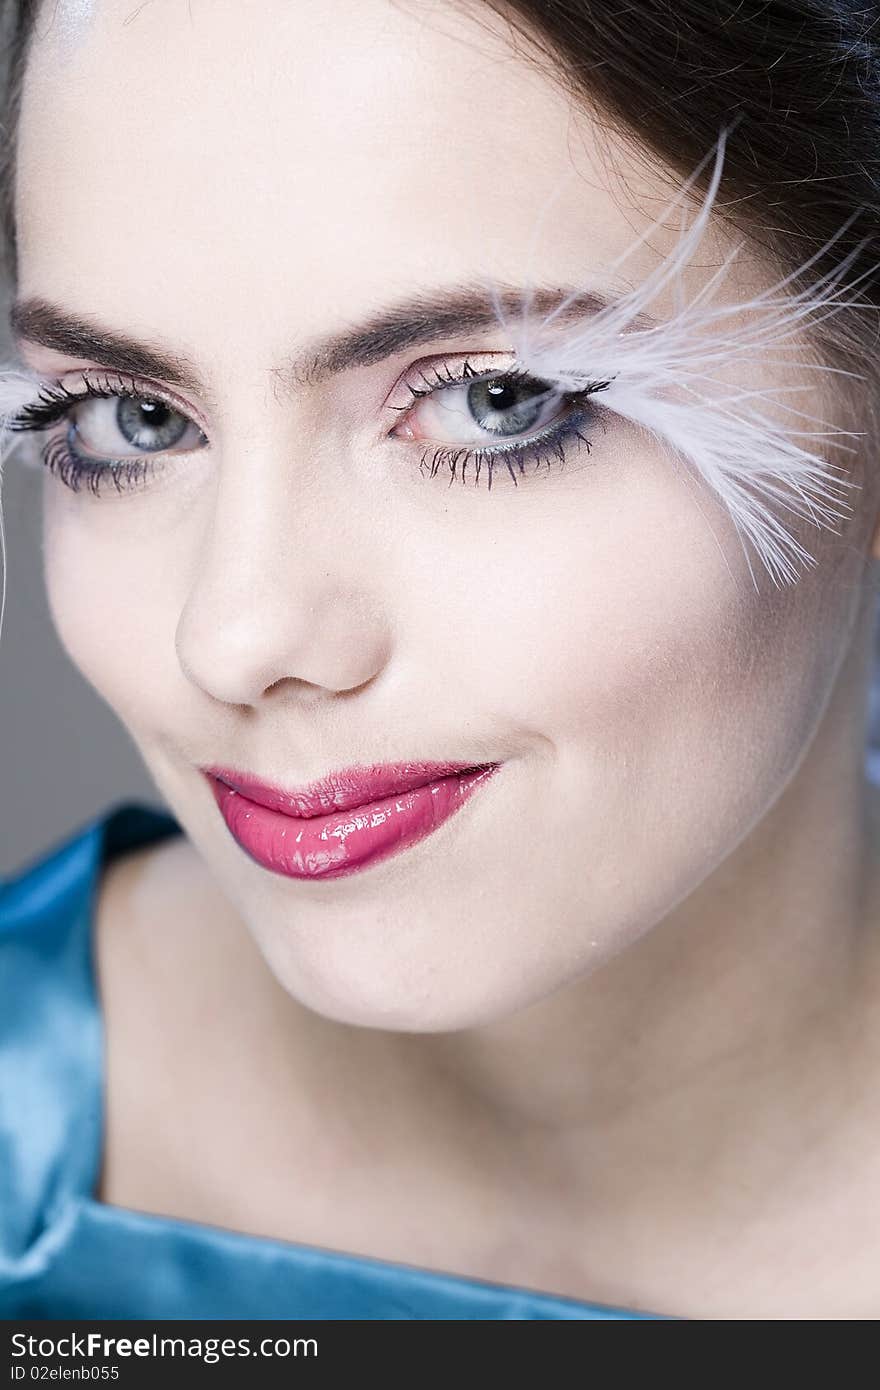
0,357 -> 609,498
389,357 -> 611,489
1,370 -> 208,497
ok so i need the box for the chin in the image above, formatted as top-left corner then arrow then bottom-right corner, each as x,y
272,958 -> 508,1033
253,922 -> 586,1034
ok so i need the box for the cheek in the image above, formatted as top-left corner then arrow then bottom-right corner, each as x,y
42,483 -> 173,724
420,437 -> 840,858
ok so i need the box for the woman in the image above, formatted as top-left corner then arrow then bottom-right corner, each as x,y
1,0 -> 880,1319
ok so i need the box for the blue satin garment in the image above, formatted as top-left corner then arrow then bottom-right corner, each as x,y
0,801 -> 667,1320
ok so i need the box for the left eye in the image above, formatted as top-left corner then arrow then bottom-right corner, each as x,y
399,373 -> 566,446
69,394 -> 204,458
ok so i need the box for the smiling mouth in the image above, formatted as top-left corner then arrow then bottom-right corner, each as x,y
203,761 -> 503,880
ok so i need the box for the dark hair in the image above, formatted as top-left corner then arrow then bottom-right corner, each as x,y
0,0 -> 37,277
2,0 -> 879,367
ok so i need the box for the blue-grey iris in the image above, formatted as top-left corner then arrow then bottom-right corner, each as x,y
115,397 -> 189,451
466,376 -> 554,438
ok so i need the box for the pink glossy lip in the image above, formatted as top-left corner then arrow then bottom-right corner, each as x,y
202,760 -> 503,881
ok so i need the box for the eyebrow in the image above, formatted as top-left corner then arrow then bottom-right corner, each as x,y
9,284 -> 653,402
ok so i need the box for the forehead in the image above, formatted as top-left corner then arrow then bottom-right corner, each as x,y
14,0 -> 729,367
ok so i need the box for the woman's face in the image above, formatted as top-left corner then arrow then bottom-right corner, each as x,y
12,0 -> 876,1029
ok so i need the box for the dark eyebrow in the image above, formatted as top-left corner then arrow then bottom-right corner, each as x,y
9,297 -> 208,396
283,285 -> 652,385
9,284 -> 654,400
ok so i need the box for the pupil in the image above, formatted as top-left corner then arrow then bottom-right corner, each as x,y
486,381 -> 517,409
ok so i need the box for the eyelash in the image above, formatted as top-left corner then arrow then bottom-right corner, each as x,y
5,372 -> 203,497
392,360 -> 607,490
5,362 -> 608,497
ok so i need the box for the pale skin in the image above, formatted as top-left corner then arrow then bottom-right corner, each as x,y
11,0 -> 880,1317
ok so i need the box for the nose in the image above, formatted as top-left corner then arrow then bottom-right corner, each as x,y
174,449 -> 393,708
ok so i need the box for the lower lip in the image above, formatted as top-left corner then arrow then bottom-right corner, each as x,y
206,765 -> 501,881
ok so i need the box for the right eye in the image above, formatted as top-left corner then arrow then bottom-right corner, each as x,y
64,392 -> 205,460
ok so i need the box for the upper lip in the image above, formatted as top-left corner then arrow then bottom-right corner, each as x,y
203,760 -> 499,819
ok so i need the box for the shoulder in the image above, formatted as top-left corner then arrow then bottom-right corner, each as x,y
0,811 -> 108,1310
0,801 -> 182,944
0,811 -> 108,1095
0,803 -> 183,1311
0,810 -> 105,948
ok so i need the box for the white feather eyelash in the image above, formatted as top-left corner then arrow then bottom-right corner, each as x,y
483,127 -> 872,592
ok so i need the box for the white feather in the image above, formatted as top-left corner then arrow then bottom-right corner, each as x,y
483,128 -> 872,591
